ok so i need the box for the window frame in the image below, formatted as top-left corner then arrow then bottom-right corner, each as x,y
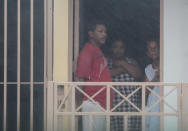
70,0 -> 164,129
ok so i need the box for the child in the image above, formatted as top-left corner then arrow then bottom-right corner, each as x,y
76,21 -> 113,131
145,41 -> 160,131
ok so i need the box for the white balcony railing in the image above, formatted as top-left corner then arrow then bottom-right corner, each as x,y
46,82 -> 188,131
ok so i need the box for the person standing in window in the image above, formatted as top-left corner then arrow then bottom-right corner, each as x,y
108,39 -> 142,131
145,41 -> 160,131
76,21 -> 113,131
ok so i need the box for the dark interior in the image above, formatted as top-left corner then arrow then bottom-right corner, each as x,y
79,0 -> 160,70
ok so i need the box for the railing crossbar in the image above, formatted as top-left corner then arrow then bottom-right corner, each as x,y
146,86 -> 178,112
111,86 -> 141,112
57,112 -> 178,116
75,86 -> 106,112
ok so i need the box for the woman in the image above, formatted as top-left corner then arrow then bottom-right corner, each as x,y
145,41 -> 160,131
108,40 -> 142,131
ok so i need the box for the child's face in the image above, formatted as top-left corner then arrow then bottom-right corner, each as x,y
147,41 -> 159,61
111,41 -> 126,59
89,24 -> 107,46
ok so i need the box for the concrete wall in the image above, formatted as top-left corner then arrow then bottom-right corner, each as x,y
164,0 -> 188,82
164,0 -> 188,130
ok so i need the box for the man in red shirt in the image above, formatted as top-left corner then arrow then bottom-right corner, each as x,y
76,21 -> 112,131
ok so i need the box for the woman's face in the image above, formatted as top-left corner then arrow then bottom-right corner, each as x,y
147,41 -> 159,61
111,40 -> 126,59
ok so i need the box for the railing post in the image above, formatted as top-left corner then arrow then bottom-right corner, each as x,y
180,82 -> 188,131
142,84 -> 146,131
160,84 -> 164,131
106,85 -> 111,131
123,116 -> 128,131
47,81 -> 54,131
89,115 -> 93,131
71,84 -> 76,131
177,83 -> 182,131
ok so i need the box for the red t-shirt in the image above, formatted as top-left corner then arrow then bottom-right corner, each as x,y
76,43 -> 113,109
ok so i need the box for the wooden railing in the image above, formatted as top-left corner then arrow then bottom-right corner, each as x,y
46,82 -> 187,131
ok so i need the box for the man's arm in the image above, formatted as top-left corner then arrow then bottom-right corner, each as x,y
75,77 -> 85,109
75,48 -> 92,108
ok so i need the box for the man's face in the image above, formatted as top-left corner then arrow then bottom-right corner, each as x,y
89,24 -> 107,46
147,41 -> 159,61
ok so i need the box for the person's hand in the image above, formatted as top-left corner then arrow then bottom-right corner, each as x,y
113,60 -> 121,67
113,60 -> 127,68
116,66 -> 127,73
152,70 -> 160,82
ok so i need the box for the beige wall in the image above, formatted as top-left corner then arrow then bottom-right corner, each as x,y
54,0 -> 72,82
54,0 -> 73,130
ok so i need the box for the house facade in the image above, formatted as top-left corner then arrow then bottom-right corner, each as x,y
0,0 -> 188,131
